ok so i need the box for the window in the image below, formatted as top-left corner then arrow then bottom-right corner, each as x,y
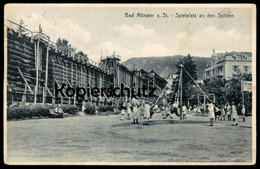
206,71 -> 210,77
233,66 -> 238,72
219,66 -> 223,73
244,55 -> 248,60
234,55 -> 237,60
244,66 -> 249,73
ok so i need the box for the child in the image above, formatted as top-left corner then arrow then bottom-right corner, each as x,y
119,99 -> 127,120
144,101 -> 151,124
149,103 -> 156,119
153,104 -> 159,114
126,99 -> 132,120
193,106 -> 197,115
172,101 -> 180,117
182,104 -> 187,120
231,102 -> 238,126
208,102 -> 215,126
132,97 -> 140,124
93,105 -> 98,115
220,105 -> 226,121
214,105 -> 220,121
241,105 -> 246,122
226,103 -> 231,121
197,105 -> 201,114
138,98 -> 144,118
81,102 -> 85,113
163,104 -> 173,119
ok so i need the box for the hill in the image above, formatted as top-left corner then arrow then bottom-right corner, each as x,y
122,55 -> 210,78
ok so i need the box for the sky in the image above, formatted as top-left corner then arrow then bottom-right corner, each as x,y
5,4 -> 254,62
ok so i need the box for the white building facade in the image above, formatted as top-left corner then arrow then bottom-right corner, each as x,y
204,50 -> 252,80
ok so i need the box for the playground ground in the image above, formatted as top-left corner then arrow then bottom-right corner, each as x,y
6,112 -> 253,164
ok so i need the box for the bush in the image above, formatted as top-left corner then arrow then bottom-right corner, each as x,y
60,105 -> 78,115
98,105 -> 117,112
98,105 -> 114,112
7,105 -> 52,120
84,104 -> 95,115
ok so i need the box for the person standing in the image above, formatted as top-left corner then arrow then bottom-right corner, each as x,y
126,99 -> 132,120
132,97 -> 140,124
149,102 -> 156,119
226,103 -> 231,121
208,102 -> 215,126
182,104 -> 187,120
54,105 -> 59,113
241,104 -> 246,122
197,104 -> 201,115
193,105 -> 197,115
120,99 -> 127,120
231,102 -> 238,126
139,98 -> 145,118
214,105 -> 220,121
81,101 -> 85,113
144,100 -> 151,124
220,104 -> 226,121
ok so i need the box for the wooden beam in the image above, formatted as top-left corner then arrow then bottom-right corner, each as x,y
53,76 -> 61,88
17,66 -> 34,94
43,44 -> 50,104
34,39 -> 40,105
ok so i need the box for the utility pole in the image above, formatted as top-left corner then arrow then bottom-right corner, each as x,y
147,76 -> 149,99
241,78 -> 244,106
179,64 -> 184,120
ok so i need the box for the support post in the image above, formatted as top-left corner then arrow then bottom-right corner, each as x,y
179,65 -> 183,120
241,79 -> 244,106
43,43 -> 49,104
22,85 -> 27,103
147,77 -> 149,99
203,94 -> 206,114
34,39 -> 40,105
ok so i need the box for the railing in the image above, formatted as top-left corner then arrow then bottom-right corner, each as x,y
7,19 -> 51,43
7,19 -> 106,74
101,54 -> 121,61
7,19 -> 33,35
88,59 -> 100,68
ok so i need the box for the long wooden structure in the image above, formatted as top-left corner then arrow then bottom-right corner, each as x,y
6,20 -> 167,107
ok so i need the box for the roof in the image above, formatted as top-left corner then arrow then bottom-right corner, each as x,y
227,51 -> 252,56
149,69 -> 167,83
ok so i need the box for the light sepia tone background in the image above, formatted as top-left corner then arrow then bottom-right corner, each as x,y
4,4 -> 256,165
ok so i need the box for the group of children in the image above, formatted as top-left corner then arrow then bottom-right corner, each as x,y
206,102 -> 246,126
119,97 -> 155,124
161,102 -> 188,120
119,97 -> 247,127
119,97 -> 188,124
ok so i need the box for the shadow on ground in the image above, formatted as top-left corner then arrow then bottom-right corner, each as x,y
112,119 -> 209,127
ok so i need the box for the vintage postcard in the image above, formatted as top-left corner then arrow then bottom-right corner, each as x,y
3,4 -> 256,165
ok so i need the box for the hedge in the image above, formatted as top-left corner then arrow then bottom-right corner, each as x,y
7,105 -> 79,120
98,105 -> 117,112
84,104 -> 95,115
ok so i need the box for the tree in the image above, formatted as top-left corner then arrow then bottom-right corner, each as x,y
225,73 -> 252,114
203,73 -> 252,114
175,54 -> 198,104
203,77 -> 226,106
56,38 -> 69,53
